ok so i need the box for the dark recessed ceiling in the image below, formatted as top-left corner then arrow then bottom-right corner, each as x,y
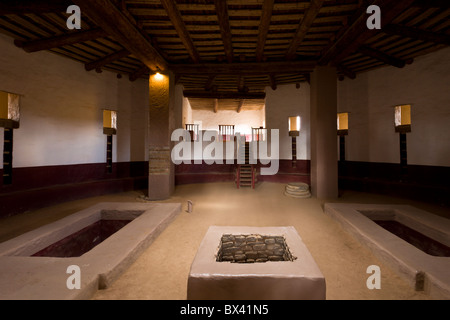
0,0 -> 449,96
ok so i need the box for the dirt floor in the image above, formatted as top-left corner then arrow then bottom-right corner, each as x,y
1,181 -> 449,300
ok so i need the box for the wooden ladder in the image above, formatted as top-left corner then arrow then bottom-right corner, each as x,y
236,141 -> 256,189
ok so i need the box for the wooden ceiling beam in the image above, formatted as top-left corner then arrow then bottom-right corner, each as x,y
285,0 -> 325,61
269,74 -> 277,90
255,0 -> 275,62
237,99 -> 245,113
73,0 -> 167,72
160,0 -> 201,63
320,0 -> 415,66
213,99 -> 219,113
384,24 -> 450,46
183,91 -> 266,100
85,49 -> 130,71
204,75 -> 216,91
337,64 -> 356,80
214,0 -> 234,63
170,61 -> 316,75
358,45 -> 411,68
0,0 -> 71,15
413,0 -> 450,8
14,28 -> 107,53
237,75 -> 246,92
129,65 -> 149,82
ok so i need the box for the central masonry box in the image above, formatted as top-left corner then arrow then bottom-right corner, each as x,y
187,226 -> 326,300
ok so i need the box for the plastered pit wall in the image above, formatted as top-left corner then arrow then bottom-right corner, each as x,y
0,34 -> 149,170
338,47 -> 450,167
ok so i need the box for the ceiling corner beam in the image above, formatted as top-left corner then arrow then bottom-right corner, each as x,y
358,45 -> 409,68
0,0 -> 71,15
384,24 -> 450,46
320,0 -> 415,66
413,0 -> 450,8
85,49 -> 130,71
337,64 -> 356,80
73,0 -> 167,72
285,0 -> 325,61
255,0 -> 275,62
129,65 -> 149,82
14,28 -> 107,53
160,0 -> 201,63
214,0 -> 234,63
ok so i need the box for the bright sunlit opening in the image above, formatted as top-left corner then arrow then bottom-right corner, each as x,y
288,116 -> 301,132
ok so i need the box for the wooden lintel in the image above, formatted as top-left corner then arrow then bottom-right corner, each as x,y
0,0 -> 71,15
384,24 -> 450,46
256,0 -> 275,62
183,91 -> 266,100
85,49 -> 130,71
160,0 -> 201,63
170,61 -> 316,75
14,28 -> 107,53
358,45 -> 407,68
73,0 -> 167,72
285,0 -> 325,61
214,0 -> 234,63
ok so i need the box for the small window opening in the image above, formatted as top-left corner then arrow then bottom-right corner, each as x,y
288,116 -> 301,136
337,112 -> 349,135
394,105 -> 411,133
337,112 -> 349,162
394,105 -> 411,178
288,116 -> 301,167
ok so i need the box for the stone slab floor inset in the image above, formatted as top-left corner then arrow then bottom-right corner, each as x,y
188,226 -> 326,300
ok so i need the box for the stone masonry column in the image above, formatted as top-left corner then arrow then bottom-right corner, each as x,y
310,66 -> 338,199
148,71 -> 175,200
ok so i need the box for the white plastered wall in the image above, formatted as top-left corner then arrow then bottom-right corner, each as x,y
190,108 -> 265,135
0,34 -> 149,169
338,47 -> 450,167
265,83 -> 311,160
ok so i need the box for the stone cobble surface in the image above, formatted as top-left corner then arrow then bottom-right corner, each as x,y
216,234 -> 296,263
